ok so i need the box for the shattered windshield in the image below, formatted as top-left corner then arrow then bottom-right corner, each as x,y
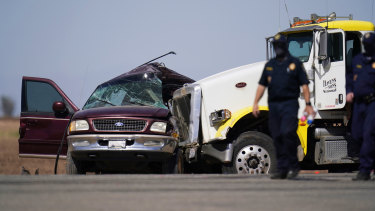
83,73 -> 167,110
287,32 -> 313,62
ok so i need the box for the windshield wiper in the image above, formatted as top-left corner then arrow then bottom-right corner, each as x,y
92,96 -> 116,106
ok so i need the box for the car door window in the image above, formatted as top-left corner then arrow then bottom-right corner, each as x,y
24,81 -> 63,113
345,32 -> 361,68
328,33 -> 343,62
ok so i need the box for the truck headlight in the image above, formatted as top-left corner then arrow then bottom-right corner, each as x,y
210,109 -> 231,126
150,122 -> 167,133
69,120 -> 89,132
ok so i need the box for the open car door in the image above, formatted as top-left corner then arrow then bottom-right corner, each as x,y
19,77 -> 79,158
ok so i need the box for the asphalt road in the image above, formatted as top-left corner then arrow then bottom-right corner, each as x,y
1,173 -> 375,211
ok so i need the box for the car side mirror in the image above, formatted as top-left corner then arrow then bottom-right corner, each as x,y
52,101 -> 68,114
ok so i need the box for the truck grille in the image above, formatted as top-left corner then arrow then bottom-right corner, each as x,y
93,119 -> 147,131
172,94 -> 191,142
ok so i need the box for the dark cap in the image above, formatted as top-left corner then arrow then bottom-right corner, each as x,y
363,32 -> 375,45
272,33 -> 287,44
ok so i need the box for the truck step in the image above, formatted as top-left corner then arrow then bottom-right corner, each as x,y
314,136 -> 355,165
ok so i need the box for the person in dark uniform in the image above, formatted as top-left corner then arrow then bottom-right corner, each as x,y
346,32 -> 375,181
252,34 -> 315,179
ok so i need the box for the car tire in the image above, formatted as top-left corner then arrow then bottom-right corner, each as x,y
66,150 -> 86,175
222,131 -> 276,175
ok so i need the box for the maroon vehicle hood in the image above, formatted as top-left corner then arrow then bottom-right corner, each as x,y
73,106 -> 169,119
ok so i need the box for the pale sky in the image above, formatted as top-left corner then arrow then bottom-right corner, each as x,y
1,0 -> 374,116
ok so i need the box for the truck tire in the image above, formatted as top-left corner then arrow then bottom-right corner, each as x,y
66,151 -> 86,175
222,131 -> 276,174
162,149 -> 184,174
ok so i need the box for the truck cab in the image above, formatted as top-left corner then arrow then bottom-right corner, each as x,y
171,13 -> 375,174
19,63 -> 194,174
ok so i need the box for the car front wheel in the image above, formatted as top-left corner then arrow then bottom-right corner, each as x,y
66,150 -> 86,175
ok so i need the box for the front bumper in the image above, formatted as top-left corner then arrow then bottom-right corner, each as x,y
67,134 -> 177,161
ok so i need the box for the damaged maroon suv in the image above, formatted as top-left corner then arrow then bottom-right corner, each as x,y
19,63 -> 194,174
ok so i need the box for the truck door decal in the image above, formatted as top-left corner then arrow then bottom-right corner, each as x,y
322,77 -> 337,93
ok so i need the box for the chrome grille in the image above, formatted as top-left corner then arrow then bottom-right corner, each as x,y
93,119 -> 147,131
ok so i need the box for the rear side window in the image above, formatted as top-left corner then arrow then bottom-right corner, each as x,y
23,81 -> 63,113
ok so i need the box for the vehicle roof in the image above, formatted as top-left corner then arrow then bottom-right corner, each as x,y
104,62 -> 195,86
282,20 -> 375,34
97,62 -> 195,102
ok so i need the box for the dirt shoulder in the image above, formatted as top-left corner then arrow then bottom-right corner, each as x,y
0,118 -> 66,175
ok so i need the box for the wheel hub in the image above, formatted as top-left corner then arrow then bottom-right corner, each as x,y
247,156 -> 260,169
235,145 -> 271,174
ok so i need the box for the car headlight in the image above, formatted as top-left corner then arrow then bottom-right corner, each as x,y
69,120 -> 89,132
150,122 -> 167,133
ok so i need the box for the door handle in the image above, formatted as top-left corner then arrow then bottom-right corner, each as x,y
26,119 -> 38,126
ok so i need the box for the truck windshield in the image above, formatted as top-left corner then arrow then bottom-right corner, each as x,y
83,73 -> 167,110
287,32 -> 313,62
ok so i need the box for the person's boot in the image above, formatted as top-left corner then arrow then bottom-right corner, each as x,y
352,172 -> 371,181
270,171 -> 287,179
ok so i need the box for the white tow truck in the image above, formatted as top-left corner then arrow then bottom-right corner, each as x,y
170,13 -> 375,174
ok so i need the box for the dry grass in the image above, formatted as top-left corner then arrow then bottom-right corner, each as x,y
0,118 -> 66,175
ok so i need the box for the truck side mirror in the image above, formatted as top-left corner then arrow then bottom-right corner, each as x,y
318,31 -> 328,61
52,101 -> 68,114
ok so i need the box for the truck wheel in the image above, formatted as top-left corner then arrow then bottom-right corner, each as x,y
66,151 -> 86,175
162,149 -> 184,174
222,131 -> 276,174
174,149 -> 185,174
